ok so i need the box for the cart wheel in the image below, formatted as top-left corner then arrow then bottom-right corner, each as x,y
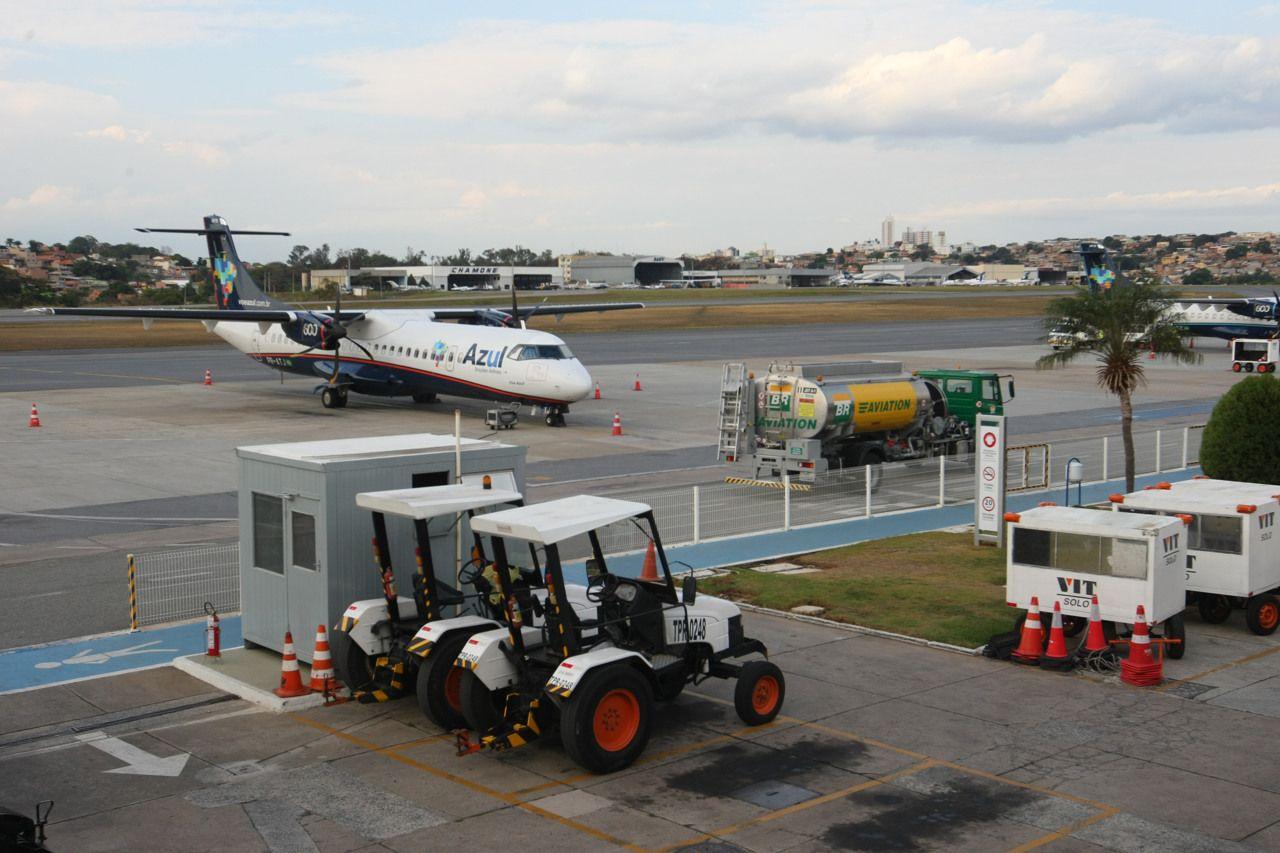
1197,595 -> 1232,624
1245,594 -> 1280,636
1161,613 -> 1187,660
416,631 -> 476,729
734,660 -> 786,725
332,630 -> 376,691
459,669 -> 506,733
560,664 -> 653,774
1061,616 -> 1087,639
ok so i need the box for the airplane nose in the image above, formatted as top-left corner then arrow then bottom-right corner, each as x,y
559,362 -> 593,401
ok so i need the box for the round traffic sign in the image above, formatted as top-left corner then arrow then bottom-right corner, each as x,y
982,466 -> 996,481
982,432 -> 997,448
982,496 -> 995,511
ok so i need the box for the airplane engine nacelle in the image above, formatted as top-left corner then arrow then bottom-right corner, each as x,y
281,313 -> 342,349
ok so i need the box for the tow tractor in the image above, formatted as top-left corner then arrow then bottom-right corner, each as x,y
1230,338 -> 1279,373
332,477 -> 530,710
457,495 -> 784,773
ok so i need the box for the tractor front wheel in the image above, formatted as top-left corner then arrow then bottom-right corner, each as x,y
416,631 -> 475,729
332,630 -> 376,692
560,665 -> 653,774
734,660 -> 786,725
459,670 -> 506,733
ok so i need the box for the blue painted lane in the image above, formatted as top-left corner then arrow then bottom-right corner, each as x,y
0,616 -> 242,694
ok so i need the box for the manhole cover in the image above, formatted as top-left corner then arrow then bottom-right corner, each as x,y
731,780 -> 817,809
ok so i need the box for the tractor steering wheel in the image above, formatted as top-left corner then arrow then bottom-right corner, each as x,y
458,558 -> 486,586
586,572 -> 620,603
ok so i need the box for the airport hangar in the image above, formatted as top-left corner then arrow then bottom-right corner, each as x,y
567,254 -> 836,288
307,263 -> 564,292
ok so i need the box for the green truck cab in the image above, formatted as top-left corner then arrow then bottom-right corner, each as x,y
914,369 -> 1015,431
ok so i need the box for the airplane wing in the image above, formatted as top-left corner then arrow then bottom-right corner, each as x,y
427,302 -> 644,321
28,306 -> 367,323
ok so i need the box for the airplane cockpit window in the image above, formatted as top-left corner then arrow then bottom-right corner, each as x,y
513,345 -> 574,360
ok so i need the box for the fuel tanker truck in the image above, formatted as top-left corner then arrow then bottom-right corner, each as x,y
717,360 -> 1013,483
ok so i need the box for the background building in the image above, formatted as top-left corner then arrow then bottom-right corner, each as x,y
568,255 -> 684,286
718,267 -> 835,288
310,264 -> 562,292
881,215 -> 895,247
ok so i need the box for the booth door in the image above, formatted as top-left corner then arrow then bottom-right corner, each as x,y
284,497 -> 324,662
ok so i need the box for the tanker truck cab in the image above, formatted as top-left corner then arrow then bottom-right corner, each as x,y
457,495 -> 783,773
913,369 -> 1014,431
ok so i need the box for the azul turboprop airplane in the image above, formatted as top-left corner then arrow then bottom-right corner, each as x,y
33,216 -> 641,425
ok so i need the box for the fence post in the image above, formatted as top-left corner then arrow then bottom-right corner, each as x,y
1182,426 -> 1189,469
1155,429 -> 1162,473
692,485 -> 701,544
783,472 -> 791,531
865,465 -> 872,517
1102,436 -> 1109,482
128,553 -> 139,632
938,455 -> 946,507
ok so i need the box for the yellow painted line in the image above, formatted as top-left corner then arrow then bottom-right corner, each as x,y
1156,644 -> 1280,693
386,732 -> 454,752
289,713 -> 646,851
660,758 -> 938,850
1008,806 -> 1121,853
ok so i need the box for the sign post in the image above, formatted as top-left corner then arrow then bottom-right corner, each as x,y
974,414 -> 1006,547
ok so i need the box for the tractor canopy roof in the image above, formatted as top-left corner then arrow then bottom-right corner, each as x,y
471,495 -> 651,545
356,483 -> 523,519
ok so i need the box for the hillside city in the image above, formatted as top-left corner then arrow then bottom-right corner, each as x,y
2,224 -> 1278,307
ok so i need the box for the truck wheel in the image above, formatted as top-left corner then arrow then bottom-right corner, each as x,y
416,631 -> 475,729
1232,362 -> 1242,373
333,630 -> 376,692
1197,594 -> 1232,624
560,664 -> 653,773
459,669 -> 506,732
857,448 -> 884,491
1245,594 -> 1280,636
1245,362 -> 1255,373
735,660 -> 785,725
1061,616 -> 1086,638
1161,613 -> 1186,660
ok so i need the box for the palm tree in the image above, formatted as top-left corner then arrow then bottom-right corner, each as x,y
1038,278 -> 1200,491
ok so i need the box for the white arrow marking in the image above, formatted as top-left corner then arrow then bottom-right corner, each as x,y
75,731 -> 190,777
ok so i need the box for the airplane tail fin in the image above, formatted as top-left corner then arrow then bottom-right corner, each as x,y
1076,241 -> 1123,293
137,215 -> 289,310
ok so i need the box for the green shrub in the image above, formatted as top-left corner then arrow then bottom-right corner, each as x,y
1200,376 -> 1280,484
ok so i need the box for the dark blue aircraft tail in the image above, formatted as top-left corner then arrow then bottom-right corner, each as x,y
136,215 -> 289,310
1076,242 -> 1123,293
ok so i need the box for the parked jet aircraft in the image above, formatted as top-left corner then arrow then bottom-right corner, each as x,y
32,215 -> 642,425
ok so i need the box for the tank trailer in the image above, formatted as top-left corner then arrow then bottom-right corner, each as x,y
718,361 -> 1013,482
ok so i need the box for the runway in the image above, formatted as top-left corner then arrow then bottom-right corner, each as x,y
0,317 -> 1042,392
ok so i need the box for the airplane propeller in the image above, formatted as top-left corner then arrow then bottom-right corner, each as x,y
297,284 -> 373,382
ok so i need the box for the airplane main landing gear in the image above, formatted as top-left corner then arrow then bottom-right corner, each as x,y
321,386 -> 348,409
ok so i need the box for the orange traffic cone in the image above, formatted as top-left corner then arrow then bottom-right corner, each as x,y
27,403 -> 41,428
1039,601 -> 1073,671
1078,594 -> 1109,655
309,624 -> 338,693
633,373 -> 643,391
274,631 -> 311,698
593,382 -> 601,400
611,412 -> 622,436
203,369 -> 213,386
640,540 -> 658,581
1120,605 -> 1163,686
1011,596 -> 1044,664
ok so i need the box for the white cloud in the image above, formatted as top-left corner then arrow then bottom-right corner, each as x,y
160,140 -> 226,165
301,7 -> 1280,144
0,79 -> 115,122
81,124 -> 151,143
907,181 -> 1280,221
4,185 -> 73,211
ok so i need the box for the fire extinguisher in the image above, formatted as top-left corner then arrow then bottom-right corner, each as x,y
204,602 -> 221,658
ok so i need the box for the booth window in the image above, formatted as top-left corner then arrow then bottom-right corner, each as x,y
1191,514 -> 1242,554
1012,528 -> 1148,579
291,511 -> 317,571
252,493 -> 284,574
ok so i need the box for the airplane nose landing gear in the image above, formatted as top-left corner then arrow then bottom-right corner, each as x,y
321,386 -> 349,409
544,406 -> 567,427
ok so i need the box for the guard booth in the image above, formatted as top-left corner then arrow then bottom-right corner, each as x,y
236,434 -> 525,660
1006,506 -> 1187,634
1112,479 -> 1280,634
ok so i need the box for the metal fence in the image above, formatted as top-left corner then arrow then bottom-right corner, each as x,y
128,543 -> 240,629
125,422 -> 1206,625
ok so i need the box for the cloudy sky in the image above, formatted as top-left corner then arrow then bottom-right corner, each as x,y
2,1 -> 1279,259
